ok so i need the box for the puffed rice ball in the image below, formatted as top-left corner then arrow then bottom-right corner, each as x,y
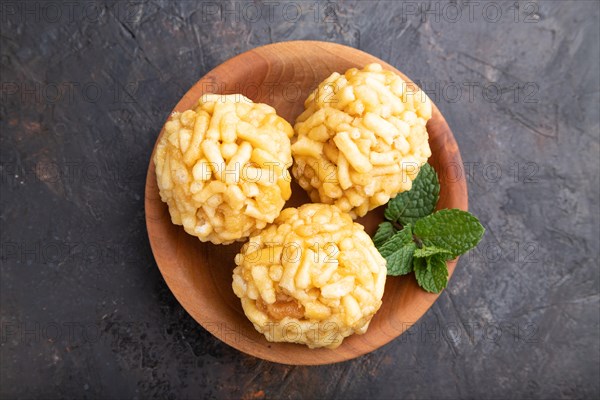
292,63 -> 433,218
154,94 -> 294,244
232,204 -> 387,349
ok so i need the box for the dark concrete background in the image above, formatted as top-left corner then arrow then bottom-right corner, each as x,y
1,1 -> 599,399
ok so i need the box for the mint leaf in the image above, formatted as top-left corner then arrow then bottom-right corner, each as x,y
379,226 -> 415,276
379,225 -> 413,249
414,246 -> 453,258
414,209 -> 485,258
372,221 -> 397,248
383,244 -> 416,276
414,254 -> 448,293
384,163 -> 440,225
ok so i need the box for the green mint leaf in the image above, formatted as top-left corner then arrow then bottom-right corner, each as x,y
414,209 -> 485,258
384,244 -> 416,276
414,254 -> 448,293
379,226 -> 415,276
414,246 -> 453,258
384,163 -> 440,225
380,225 -> 414,248
372,221 -> 397,248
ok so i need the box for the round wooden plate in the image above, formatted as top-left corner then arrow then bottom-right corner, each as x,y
145,41 -> 467,365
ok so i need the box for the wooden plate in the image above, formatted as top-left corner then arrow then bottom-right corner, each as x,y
145,41 -> 467,365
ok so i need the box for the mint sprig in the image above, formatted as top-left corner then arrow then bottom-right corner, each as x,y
373,163 -> 485,293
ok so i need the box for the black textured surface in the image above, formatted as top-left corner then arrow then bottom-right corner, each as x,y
1,1 -> 599,399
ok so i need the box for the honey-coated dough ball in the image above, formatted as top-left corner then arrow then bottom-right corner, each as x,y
232,204 -> 387,349
154,94 -> 294,244
292,63 -> 433,218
